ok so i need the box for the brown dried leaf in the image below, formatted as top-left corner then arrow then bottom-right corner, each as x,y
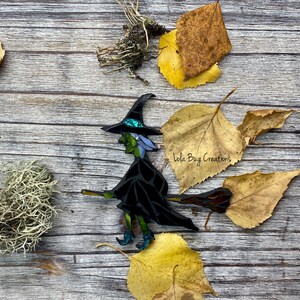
0,42 -> 5,64
238,109 -> 293,146
34,258 -> 66,276
162,91 -> 245,193
224,169 -> 300,228
176,2 -> 231,80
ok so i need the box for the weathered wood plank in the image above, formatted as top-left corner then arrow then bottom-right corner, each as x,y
1,249 -> 299,268
0,140 -> 299,165
1,28 -> 299,54
0,127 -> 299,151
0,150 -> 299,189
1,249 -> 299,299
0,53 -> 299,106
0,94 -> 299,126
10,231 -> 296,255
2,261 -> 299,300
0,0 -> 299,30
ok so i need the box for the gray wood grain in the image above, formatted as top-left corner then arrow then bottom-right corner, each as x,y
0,0 -> 299,299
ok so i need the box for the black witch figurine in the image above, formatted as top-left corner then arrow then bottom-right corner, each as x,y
82,94 -> 232,250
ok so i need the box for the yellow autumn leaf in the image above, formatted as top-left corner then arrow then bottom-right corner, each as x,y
152,266 -> 204,300
127,233 -> 216,300
238,109 -> 293,146
162,90 -> 245,193
158,30 -> 221,89
224,169 -> 300,228
0,42 -> 5,64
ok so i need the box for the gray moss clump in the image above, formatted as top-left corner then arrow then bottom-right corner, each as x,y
0,161 -> 57,254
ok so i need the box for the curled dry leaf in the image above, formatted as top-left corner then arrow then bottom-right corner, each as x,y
238,109 -> 293,146
0,42 -> 5,64
127,233 -> 216,300
162,90 -> 245,193
158,30 -> 221,89
176,1 -> 232,80
224,169 -> 300,228
34,258 -> 66,276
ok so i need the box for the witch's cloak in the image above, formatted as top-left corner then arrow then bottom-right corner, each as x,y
112,154 -> 198,231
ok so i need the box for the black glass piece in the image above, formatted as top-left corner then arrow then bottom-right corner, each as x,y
113,155 -> 199,231
101,94 -> 161,135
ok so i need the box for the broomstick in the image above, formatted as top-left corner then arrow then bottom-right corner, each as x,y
81,187 -> 232,229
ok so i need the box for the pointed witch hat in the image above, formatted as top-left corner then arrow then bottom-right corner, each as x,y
102,93 -> 161,135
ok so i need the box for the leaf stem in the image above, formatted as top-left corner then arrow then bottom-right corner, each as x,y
96,242 -> 131,259
216,87 -> 237,113
204,211 -> 213,231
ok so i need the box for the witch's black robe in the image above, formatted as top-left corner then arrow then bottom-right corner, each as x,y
112,154 -> 198,231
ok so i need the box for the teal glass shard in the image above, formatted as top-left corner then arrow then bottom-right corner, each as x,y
124,118 -> 144,128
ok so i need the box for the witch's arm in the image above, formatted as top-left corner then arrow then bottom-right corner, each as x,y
81,189 -> 115,199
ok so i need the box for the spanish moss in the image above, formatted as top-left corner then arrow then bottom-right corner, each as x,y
0,161 -> 57,255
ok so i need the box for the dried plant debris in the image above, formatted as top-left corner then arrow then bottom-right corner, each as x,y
176,1 -> 232,80
0,161 -> 57,254
97,0 -> 166,84
0,42 -> 5,65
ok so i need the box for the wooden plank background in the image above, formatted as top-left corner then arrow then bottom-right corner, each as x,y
0,0 -> 299,299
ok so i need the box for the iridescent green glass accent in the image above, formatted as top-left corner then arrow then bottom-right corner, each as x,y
124,118 -> 144,128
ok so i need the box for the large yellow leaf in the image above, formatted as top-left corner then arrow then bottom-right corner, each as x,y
162,91 -> 245,193
224,169 -> 300,228
127,233 -> 216,300
158,30 -> 221,89
238,109 -> 293,146
0,42 -> 5,64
